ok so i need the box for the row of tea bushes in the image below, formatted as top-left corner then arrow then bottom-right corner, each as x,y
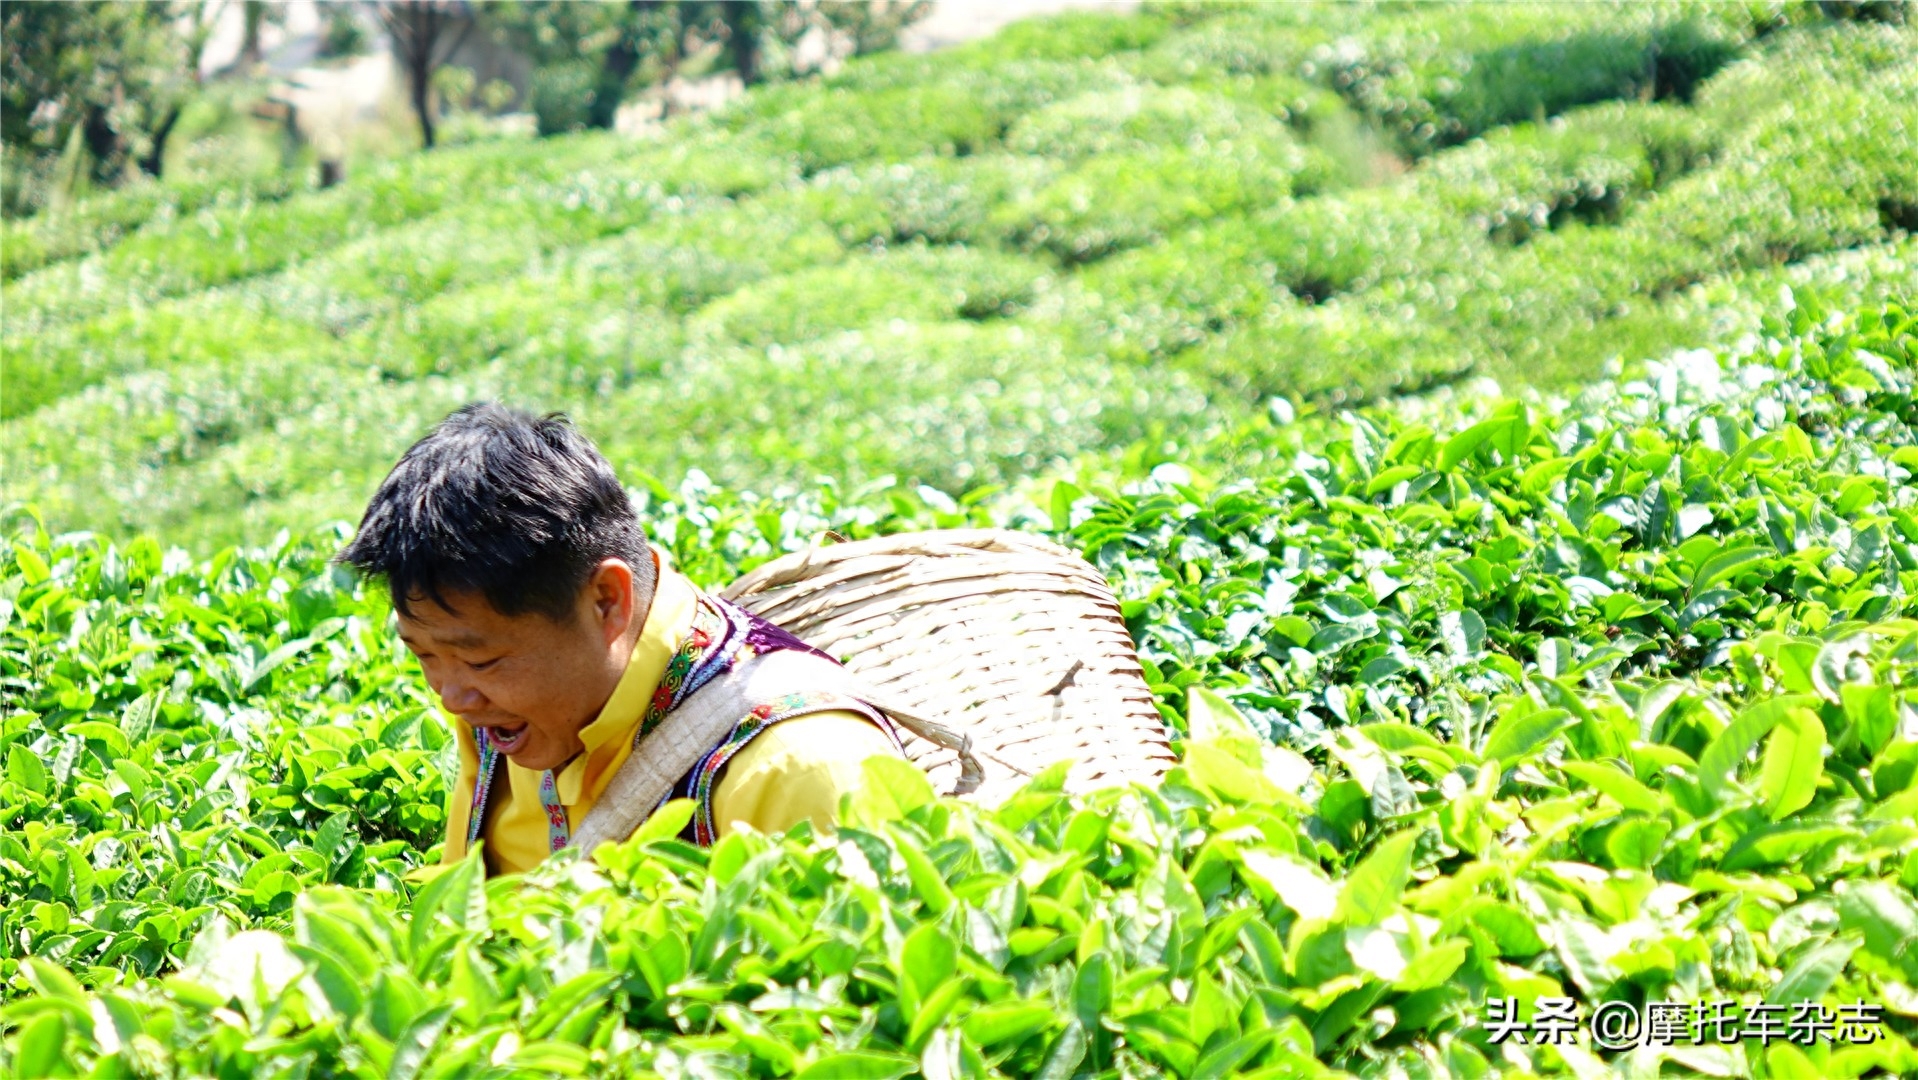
2,293 -> 1914,1076
0,172 -> 304,283
4,5 -> 1914,548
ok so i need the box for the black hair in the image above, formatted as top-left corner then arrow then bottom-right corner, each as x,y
335,403 -> 648,622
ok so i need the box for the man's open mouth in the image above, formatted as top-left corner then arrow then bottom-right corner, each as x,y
486,723 -> 530,754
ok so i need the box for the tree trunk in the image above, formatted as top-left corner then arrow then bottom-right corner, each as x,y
589,6 -> 643,130
719,1 -> 759,85
377,2 -> 472,151
81,104 -> 124,184
411,54 -> 437,148
139,104 -> 181,178
242,0 -> 265,68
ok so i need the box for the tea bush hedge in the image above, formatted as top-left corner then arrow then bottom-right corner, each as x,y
685,244 -> 1051,348
0,172 -> 302,283
1320,3 -> 1749,154
3,293 -> 1914,1077
4,2 -> 1913,559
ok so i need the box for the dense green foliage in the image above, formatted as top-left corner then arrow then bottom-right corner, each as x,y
3,294 -> 1914,1077
0,0 -> 208,211
4,5 -> 1917,1074
4,3 -> 1914,548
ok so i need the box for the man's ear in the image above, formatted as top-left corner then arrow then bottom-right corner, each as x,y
584,558 -> 637,644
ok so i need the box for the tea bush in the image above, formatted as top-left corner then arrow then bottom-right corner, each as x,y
2,296 -> 347,422
3,294 -> 1915,1077
686,244 -> 1051,347
991,143 -> 1306,265
796,155 -> 1064,248
1322,4 -> 1750,155
0,172 -> 302,283
2,137 -> 621,333
1408,101 -> 1719,246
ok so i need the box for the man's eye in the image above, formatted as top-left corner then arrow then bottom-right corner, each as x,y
467,657 -> 501,671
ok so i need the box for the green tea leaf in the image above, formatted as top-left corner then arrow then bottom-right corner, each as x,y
1759,707 -> 1825,821
963,1001 -> 1057,1048
1698,695 -> 1814,803
1334,829 -> 1419,928
1720,825 -> 1857,872
1687,545 -> 1772,600
12,1011 -> 67,1079
7,745 -> 48,797
1035,1019 -> 1088,1080
388,1004 -> 455,1080
864,754 -> 937,817
1049,481 -> 1083,533
1479,707 -> 1574,765
1837,881 -> 1918,967
1841,683 -> 1898,755
1185,686 -> 1259,743
630,797 -> 699,847
1766,937 -> 1857,1006
1558,761 -> 1663,815
1365,464 -> 1422,496
1440,407 -> 1528,470
796,1052 -> 917,1080
1602,818 -> 1670,871
900,920 -> 956,1012
895,834 -> 955,914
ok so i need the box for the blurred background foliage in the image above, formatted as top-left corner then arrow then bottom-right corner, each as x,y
2,0 -> 1914,554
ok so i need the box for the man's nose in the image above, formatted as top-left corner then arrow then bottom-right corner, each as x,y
437,673 -> 486,716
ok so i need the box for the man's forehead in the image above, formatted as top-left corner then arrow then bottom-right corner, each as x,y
399,623 -> 490,648
395,589 -> 503,646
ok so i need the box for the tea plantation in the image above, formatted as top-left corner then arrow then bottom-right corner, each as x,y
6,287 -> 1916,1077
3,2 -> 1915,550
4,2 -> 1918,1078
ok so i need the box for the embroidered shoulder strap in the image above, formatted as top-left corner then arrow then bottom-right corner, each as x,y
569,634 -> 898,858
676,687 -> 890,846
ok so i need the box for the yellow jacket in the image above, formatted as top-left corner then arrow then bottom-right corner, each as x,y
439,547 -> 899,876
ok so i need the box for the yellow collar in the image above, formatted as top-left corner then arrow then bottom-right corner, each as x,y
553,546 -> 698,804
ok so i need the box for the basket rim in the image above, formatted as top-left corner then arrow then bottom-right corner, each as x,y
719,527 -> 1086,602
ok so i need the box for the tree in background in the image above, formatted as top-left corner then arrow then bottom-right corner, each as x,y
481,0 -> 682,134
144,1 -> 227,177
1,0 -> 217,211
484,0 -> 933,136
816,0 -> 933,56
371,0 -> 476,148
319,1 -> 373,59
238,0 -> 289,70
716,1 -> 765,85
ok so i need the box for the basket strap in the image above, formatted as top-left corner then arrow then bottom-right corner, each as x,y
824,678 -> 993,795
569,648 -> 948,857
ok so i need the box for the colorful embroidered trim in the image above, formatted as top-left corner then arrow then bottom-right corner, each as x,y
684,690 -> 890,847
466,733 -> 499,850
538,768 -> 569,853
638,594 -> 731,744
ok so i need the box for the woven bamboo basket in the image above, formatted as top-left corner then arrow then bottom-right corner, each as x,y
721,528 -> 1176,806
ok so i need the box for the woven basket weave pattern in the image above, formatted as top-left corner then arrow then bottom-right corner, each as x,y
721,529 -> 1175,805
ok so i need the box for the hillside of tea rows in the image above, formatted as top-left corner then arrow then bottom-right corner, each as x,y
3,2 -> 1918,1077
3,2 -> 1915,549
4,291 -> 1916,1076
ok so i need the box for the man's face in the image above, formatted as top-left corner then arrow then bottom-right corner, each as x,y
395,564 -> 638,774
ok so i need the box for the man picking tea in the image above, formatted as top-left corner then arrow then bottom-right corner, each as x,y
337,404 -> 903,876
